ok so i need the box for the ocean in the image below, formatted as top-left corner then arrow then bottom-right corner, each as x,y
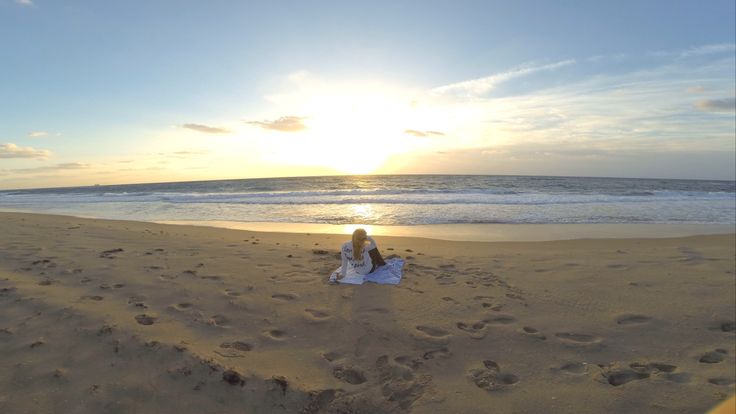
0,175 -> 734,227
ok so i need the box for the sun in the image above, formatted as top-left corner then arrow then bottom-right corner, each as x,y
255,79 -> 445,175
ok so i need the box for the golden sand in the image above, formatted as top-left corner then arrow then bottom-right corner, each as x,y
0,212 -> 734,413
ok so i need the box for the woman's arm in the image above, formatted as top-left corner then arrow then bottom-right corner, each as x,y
366,236 -> 377,250
340,248 -> 348,279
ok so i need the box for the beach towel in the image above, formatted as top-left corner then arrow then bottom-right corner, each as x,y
329,258 -> 405,285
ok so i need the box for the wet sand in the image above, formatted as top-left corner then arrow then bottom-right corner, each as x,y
0,212 -> 734,413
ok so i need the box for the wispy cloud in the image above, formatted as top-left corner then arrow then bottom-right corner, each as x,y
0,143 -> 51,159
27,131 -> 48,138
15,0 -> 34,6
649,43 -> 736,59
246,116 -> 307,132
6,162 -> 90,174
157,150 -> 210,159
431,60 -> 575,97
404,129 -> 445,137
680,43 -> 736,58
181,123 -> 231,134
402,45 -> 736,177
686,86 -> 706,93
695,97 -> 735,112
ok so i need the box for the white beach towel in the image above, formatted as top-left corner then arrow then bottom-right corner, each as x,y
329,258 -> 405,285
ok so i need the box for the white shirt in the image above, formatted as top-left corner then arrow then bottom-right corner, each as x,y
340,236 -> 377,277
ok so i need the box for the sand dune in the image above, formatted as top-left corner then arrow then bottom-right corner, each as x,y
0,212 -> 734,413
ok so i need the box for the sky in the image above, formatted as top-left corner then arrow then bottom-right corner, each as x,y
1,0 -> 734,189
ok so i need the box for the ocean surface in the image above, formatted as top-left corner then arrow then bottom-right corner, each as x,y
0,175 -> 734,226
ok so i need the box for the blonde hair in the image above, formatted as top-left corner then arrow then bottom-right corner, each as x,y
352,228 -> 367,261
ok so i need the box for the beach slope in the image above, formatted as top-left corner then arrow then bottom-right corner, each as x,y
0,212 -> 734,413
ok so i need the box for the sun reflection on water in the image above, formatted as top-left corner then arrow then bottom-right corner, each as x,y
343,205 -> 375,235
351,204 -> 374,219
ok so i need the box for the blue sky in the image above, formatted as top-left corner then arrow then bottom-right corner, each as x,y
1,0 -> 734,188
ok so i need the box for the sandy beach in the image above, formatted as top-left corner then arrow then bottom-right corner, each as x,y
0,211 -> 734,413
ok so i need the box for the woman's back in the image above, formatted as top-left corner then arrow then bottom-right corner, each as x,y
340,236 -> 377,276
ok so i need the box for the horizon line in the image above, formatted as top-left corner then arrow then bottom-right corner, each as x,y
1,172 -> 734,192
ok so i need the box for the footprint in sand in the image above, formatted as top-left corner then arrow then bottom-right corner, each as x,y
484,315 -> 516,325
263,329 -> 287,340
99,248 -> 124,259
719,321 -> 735,332
224,288 -> 246,296
415,326 -> 451,338
322,351 -> 342,362
97,325 -> 114,336
456,321 -> 487,339
135,314 -> 156,325
375,355 -> 429,410
171,303 -> 193,311
222,370 -> 246,386
200,275 -> 222,281
272,293 -> 298,301
708,377 -> 735,386
80,295 -> 104,301
615,314 -> 652,325
332,366 -> 366,385
304,309 -> 331,321
555,332 -> 601,345
434,274 -> 456,285
208,314 -> 230,328
441,297 -> 460,305
552,361 -> 587,375
604,369 -> 650,386
468,360 -> 519,391
394,355 -> 423,369
29,340 -> 45,348
422,347 -> 451,360
629,362 -> 678,373
699,350 -> 726,364
220,341 -> 253,351
521,326 -> 546,340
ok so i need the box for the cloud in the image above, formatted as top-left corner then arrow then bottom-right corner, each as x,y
181,123 -> 231,134
431,59 -> 575,97
680,43 -> 736,58
404,129 -> 445,137
43,162 -> 90,171
157,150 -> 210,159
0,143 -> 51,159
173,150 -> 208,156
15,0 -> 34,6
27,131 -> 48,138
686,86 -> 706,93
6,162 -> 90,174
246,116 -> 307,132
695,97 -> 735,112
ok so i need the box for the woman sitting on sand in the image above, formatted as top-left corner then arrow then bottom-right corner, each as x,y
333,228 -> 387,282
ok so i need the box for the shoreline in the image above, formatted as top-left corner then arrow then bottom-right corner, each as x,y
159,220 -> 736,242
2,209 -> 734,242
